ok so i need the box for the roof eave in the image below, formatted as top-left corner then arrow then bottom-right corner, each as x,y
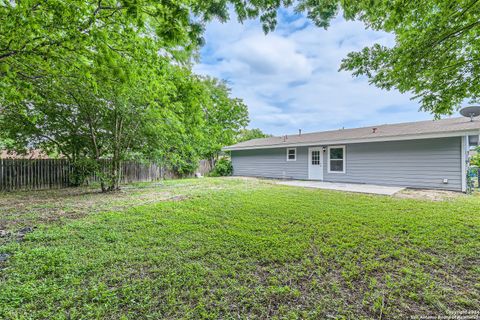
223,129 -> 480,151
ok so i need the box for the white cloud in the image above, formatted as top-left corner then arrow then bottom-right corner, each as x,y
194,12 -> 437,135
226,34 -> 312,78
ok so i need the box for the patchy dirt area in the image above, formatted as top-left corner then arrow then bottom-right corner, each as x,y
0,183 -> 196,247
1,187 -> 171,229
0,178 -> 266,247
394,188 -> 466,201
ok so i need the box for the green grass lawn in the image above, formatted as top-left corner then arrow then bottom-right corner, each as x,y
0,178 -> 479,319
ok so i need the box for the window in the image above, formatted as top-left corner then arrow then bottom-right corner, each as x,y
287,148 -> 296,161
311,150 -> 321,165
328,146 -> 345,173
468,135 -> 479,148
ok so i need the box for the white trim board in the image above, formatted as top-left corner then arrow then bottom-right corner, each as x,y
286,147 -> 296,161
461,135 -> 467,192
327,145 -> 346,174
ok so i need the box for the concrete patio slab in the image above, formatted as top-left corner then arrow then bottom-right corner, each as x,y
276,180 -> 405,195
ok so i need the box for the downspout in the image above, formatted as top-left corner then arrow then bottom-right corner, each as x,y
461,135 -> 467,193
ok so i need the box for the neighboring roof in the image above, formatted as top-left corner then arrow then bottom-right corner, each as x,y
0,149 -> 51,159
224,117 -> 480,151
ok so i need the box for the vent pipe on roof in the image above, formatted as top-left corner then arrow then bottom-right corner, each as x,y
372,128 -> 378,133
298,129 -> 302,135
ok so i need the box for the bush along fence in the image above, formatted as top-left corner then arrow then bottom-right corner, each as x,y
0,159 -> 211,191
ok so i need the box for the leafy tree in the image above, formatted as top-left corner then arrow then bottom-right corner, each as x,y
157,77 -> 249,175
8,0 -> 476,118
0,0 -> 248,191
0,0 -> 211,105
337,1 -> 480,115
236,128 -> 272,143
154,72 -> 214,177
1,48 -> 248,190
0,138 -> 11,150
2,52 -> 181,190
197,77 -> 249,167
1,34 -> 228,190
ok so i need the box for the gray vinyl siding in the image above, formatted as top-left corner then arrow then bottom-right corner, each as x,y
323,137 -> 462,191
231,137 -> 462,191
231,147 -> 308,179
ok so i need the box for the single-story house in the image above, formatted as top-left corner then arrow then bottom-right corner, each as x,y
224,117 -> 480,192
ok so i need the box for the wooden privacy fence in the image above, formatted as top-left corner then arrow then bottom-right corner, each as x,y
0,159 -> 73,191
86,161 -> 163,185
0,159 -> 211,191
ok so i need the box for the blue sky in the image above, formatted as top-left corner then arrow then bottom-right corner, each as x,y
194,10 -> 441,136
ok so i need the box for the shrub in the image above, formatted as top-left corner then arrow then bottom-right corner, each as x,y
471,153 -> 480,167
210,158 -> 233,176
70,158 -> 98,186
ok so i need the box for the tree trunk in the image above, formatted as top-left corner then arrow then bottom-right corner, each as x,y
101,181 -> 108,193
109,107 -> 122,191
109,157 -> 121,191
209,153 -> 218,169
99,159 -> 108,192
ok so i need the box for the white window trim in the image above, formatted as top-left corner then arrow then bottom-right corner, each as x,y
286,147 -> 296,161
328,145 -> 346,173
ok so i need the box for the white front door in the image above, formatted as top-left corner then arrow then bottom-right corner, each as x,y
308,147 -> 323,180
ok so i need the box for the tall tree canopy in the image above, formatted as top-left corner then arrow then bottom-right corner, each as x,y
197,77 -> 249,166
0,0 -> 248,191
236,128 -> 272,143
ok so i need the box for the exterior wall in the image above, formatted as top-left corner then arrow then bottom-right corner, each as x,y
231,137 -> 463,191
323,137 -> 462,191
231,147 -> 309,179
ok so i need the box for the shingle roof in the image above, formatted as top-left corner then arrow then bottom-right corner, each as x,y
0,149 -> 51,159
225,117 -> 480,150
